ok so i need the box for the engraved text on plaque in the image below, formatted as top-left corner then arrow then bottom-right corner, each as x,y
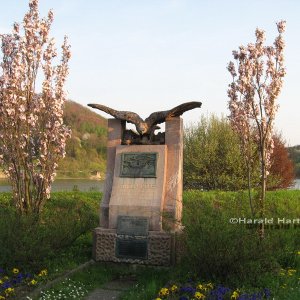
117,216 -> 149,236
120,152 -> 157,178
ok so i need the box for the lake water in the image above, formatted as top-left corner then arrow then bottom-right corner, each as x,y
0,179 -> 104,192
292,178 -> 300,190
0,178 -> 299,192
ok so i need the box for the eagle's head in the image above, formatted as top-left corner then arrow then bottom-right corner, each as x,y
136,123 -> 149,136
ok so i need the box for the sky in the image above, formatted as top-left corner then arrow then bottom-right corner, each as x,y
0,0 -> 299,145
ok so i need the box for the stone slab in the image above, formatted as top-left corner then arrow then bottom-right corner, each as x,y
85,289 -> 121,300
85,279 -> 136,300
102,279 -> 137,291
116,216 -> 149,236
165,117 -> 183,230
100,119 -> 125,228
109,145 -> 167,231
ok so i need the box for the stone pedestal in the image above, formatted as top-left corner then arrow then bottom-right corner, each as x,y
93,228 -> 174,266
93,118 -> 183,266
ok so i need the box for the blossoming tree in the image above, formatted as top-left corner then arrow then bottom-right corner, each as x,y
227,21 -> 286,236
0,0 -> 71,214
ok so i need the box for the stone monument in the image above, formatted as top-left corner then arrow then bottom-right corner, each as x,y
89,102 -> 201,266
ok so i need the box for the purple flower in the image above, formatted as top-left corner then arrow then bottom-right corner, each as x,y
249,294 -> 259,300
210,285 -> 231,295
250,293 -> 262,300
179,297 -> 189,300
0,268 -> 4,274
180,286 -> 196,294
25,273 -> 33,278
239,294 -> 254,300
263,288 -> 271,298
208,285 -> 231,300
2,281 -> 11,289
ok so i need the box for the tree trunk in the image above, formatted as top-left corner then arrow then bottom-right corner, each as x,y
259,144 -> 266,239
247,164 -> 254,218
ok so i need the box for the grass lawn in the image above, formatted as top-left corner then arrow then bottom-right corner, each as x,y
0,190 -> 299,299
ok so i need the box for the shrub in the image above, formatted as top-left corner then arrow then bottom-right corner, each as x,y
183,115 -> 251,191
0,192 -> 99,270
180,190 -> 300,286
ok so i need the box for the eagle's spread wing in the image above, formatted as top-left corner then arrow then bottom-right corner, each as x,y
88,103 -> 144,126
145,101 -> 202,128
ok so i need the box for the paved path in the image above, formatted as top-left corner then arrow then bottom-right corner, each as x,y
85,279 -> 137,300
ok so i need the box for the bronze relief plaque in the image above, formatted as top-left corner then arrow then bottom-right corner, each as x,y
116,238 -> 148,260
120,152 -> 157,178
116,216 -> 149,260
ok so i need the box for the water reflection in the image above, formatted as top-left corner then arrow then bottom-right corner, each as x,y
0,179 -> 104,192
0,178 -> 299,192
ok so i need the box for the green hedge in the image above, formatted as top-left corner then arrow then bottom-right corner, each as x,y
180,190 -> 300,287
0,192 -> 101,271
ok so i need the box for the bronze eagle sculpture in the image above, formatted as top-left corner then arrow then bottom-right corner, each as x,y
88,101 -> 202,137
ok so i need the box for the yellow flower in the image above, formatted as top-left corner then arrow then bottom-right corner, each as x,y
206,282 -> 213,289
231,290 -> 239,300
194,291 -> 206,299
279,271 -> 285,276
0,279 -> 3,284
0,295 -> 5,300
287,269 -> 296,276
297,251 -> 300,255
12,268 -> 19,274
155,298 -> 162,300
158,287 -> 169,297
279,269 -> 285,276
29,279 -> 37,285
5,287 -> 14,296
38,269 -> 48,277
197,283 -> 210,291
170,284 -> 178,292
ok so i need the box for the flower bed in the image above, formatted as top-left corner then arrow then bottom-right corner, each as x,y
0,267 -> 47,299
154,281 -> 271,300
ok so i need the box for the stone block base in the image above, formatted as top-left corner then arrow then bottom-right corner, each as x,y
93,227 -> 174,266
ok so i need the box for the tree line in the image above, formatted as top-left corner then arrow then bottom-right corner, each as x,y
183,114 -> 295,191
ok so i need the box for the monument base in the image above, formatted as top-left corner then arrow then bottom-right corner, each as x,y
93,227 -> 176,266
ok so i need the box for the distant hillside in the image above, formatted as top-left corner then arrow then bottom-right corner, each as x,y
288,145 -> 300,178
57,100 -> 108,178
64,100 -> 107,128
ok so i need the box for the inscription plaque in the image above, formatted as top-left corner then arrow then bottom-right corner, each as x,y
117,216 -> 149,236
120,152 -> 157,178
116,238 -> 148,260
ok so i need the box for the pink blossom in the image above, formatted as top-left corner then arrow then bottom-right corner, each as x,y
0,0 -> 71,213
227,21 -> 286,183
276,20 -> 286,34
